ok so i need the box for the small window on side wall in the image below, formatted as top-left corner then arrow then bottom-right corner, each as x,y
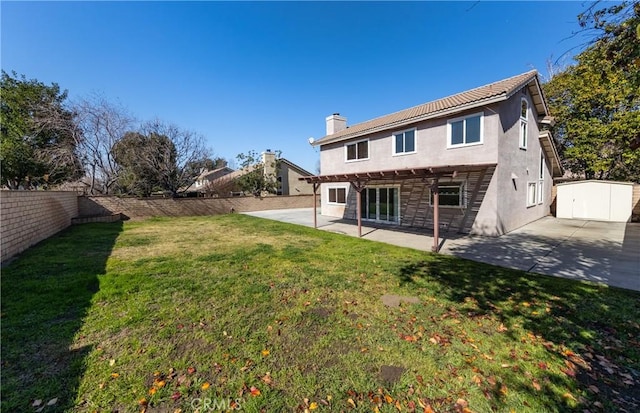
520,99 -> 528,149
328,187 -> 346,204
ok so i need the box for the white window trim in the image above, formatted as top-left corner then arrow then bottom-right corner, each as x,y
537,148 -> 544,204
447,112 -> 484,148
519,98 -> 528,150
327,185 -> 348,205
392,127 -> 417,156
428,182 -> 466,208
344,139 -> 370,162
526,181 -> 537,207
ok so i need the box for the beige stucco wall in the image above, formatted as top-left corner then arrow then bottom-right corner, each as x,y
1,191 -> 79,262
279,164 -> 314,196
319,106 -> 501,175
494,91 -> 553,233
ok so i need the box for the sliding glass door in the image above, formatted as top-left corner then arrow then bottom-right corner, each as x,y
361,187 -> 399,223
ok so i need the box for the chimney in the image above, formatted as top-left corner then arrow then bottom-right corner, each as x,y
326,113 -> 347,135
261,149 -> 276,180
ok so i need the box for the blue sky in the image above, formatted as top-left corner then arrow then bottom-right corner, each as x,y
2,1 -> 594,173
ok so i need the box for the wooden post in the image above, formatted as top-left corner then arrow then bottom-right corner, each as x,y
312,183 -> 319,229
356,189 -> 362,237
351,181 -> 365,237
432,177 -> 440,252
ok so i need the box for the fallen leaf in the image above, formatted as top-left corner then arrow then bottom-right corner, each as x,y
532,379 -> 541,391
424,404 -> 435,413
154,380 -> 166,388
47,398 -> 58,406
309,402 -> 318,410
187,366 -> 196,375
138,398 -> 148,406
347,398 -> 356,408
109,359 -> 116,366
497,323 -> 508,332
261,349 -> 270,357
385,394 -> 393,403
111,373 -> 119,379
32,400 -> 42,407
500,384 -> 508,396
171,391 -> 181,401
250,386 -> 261,397
201,382 -> 211,390
261,373 -> 273,385
588,385 -> 599,394
395,399 -> 402,410
456,398 -> 468,408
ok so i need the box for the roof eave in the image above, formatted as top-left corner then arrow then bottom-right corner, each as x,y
312,94 -> 508,147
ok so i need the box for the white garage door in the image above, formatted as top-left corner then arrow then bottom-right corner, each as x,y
556,181 -> 633,222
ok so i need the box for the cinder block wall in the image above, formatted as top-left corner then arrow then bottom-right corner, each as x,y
79,194 -> 318,220
1,191 -> 79,262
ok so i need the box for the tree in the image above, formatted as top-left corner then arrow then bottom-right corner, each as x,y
235,150 -> 281,196
0,71 -> 82,189
139,120 -> 211,196
111,120 -> 210,196
543,2 -> 640,181
73,94 -> 136,194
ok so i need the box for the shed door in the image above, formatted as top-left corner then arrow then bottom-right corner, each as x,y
571,182 -> 610,221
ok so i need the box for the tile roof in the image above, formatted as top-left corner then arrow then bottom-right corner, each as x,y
314,70 -> 545,146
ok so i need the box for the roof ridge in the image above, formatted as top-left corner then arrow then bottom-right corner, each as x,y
315,70 -> 539,145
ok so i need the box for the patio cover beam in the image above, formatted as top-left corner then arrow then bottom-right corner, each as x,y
299,163 -> 497,252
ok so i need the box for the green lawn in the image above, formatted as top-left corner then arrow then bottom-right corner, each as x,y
1,215 -> 639,412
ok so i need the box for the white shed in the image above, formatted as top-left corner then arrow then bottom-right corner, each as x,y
556,180 -> 633,222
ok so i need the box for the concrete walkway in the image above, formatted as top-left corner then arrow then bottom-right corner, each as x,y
244,208 -> 640,292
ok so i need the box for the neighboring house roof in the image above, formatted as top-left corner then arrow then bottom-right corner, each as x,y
197,166 -> 234,181
313,70 -> 547,146
206,158 -> 312,187
280,159 -> 313,177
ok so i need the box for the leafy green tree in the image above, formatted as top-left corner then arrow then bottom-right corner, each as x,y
0,71 -> 82,188
544,2 -> 640,181
235,150 -> 281,196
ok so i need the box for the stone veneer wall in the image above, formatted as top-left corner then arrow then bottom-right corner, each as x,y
78,194 -> 318,220
1,191 -> 79,262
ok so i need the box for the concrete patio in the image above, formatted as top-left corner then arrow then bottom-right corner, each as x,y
244,208 -> 640,292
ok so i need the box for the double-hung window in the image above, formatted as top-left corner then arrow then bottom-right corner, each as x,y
393,129 -> 416,155
328,187 -> 346,204
519,99 -> 528,149
346,140 -> 369,161
448,113 -> 483,147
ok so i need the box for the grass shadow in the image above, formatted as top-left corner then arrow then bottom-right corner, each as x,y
395,255 -> 640,411
1,222 -> 123,412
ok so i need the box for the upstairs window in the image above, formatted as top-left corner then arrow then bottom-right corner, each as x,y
519,99 -> 528,149
346,140 -> 369,161
448,113 -> 483,147
393,129 -> 416,155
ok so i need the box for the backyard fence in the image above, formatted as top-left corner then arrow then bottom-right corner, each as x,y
1,191 -> 318,263
0,191 -> 79,262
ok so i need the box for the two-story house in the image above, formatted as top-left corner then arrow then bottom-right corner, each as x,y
301,71 -> 562,244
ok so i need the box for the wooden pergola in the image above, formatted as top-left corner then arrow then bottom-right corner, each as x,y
299,163 -> 497,252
